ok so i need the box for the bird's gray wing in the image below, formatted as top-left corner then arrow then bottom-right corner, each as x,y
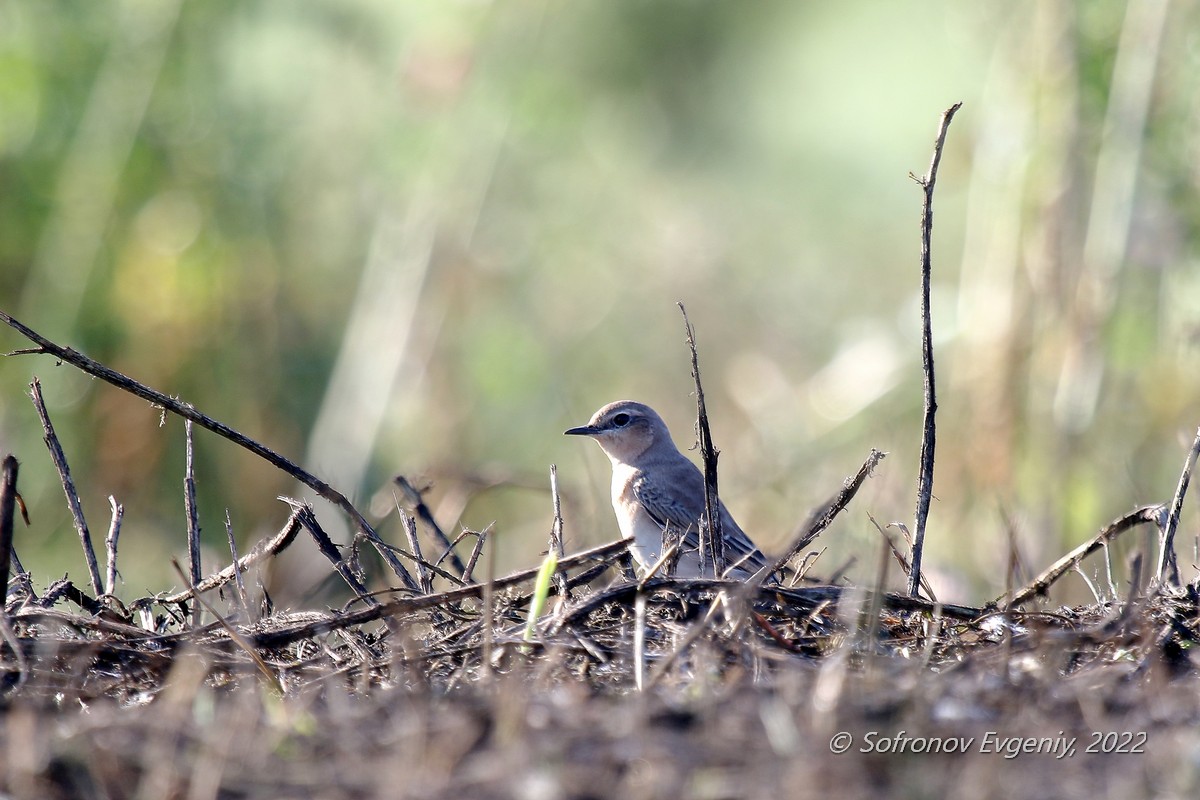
630,472 -> 699,533
632,468 -> 767,577
715,504 -> 768,575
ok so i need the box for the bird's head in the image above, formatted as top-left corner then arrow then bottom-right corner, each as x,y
564,400 -> 671,464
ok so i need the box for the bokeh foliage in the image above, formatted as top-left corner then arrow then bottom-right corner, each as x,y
1,1 -> 1198,602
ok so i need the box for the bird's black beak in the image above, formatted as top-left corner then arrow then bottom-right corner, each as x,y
564,424 -> 600,436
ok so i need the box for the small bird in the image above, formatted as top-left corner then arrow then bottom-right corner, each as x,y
565,400 -> 768,579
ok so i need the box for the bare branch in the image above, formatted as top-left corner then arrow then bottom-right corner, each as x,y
866,511 -> 937,602
104,495 -> 124,596
399,509 -> 432,594
462,528 -> 488,584
751,449 -> 886,587
548,464 -> 570,602
1156,426 -> 1200,586
1,310 -> 420,593
224,509 -> 249,616
908,101 -> 963,597
162,506 -> 304,604
29,377 -> 103,596
1006,505 -> 1163,607
0,455 -> 18,607
184,420 -> 201,625
394,475 -> 465,578
281,499 -> 377,605
678,302 -> 724,577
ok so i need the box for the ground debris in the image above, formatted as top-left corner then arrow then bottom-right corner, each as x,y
3,563 -> 1200,799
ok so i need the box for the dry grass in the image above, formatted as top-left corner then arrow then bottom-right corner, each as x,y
3,536 -> 1200,800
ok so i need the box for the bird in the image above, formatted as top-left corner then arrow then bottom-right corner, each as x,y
565,400 -> 769,580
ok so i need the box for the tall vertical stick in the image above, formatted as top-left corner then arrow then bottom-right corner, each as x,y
678,302 -> 725,578
184,420 -> 202,625
548,464 -> 570,602
104,495 -> 124,595
908,102 -> 962,597
0,455 -> 18,608
1157,426 -> 1200,586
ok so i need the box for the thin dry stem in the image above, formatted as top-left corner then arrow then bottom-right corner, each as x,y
224,509 -> 249,616
399,509 -> 432,594
908,101 -> 962,597
678,302 -> 724,577
29,377 -> 103,596
184,420 -> 201,626
867,511 -> 937,602
1007,505 -> 1163,607
1157,425 -> 1200,586
104,495 -> 124,596
752,449 -> 886,587
395,475 -> 465,577
0,455 -> 17,606
282,499 -> 377,606
1,310 -> 419,593
162,507 -> 303,605
548,464 -> 570,603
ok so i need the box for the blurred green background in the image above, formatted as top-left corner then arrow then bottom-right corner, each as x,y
1,1 -> 1198,606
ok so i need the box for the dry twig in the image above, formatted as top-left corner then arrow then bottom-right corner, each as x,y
162,506 -> 304,605
394,475 -> 465,577
908,101 -> 962,597
29,377 -> 104,596
547,464 -> 570,603
1,310 -> 420,593
184,420 -> 202,625
1007,505 -> 1163,607
1156,426 -> 1200,586
224,509 -> 249,615
104,495 -> 124,596
281,499 -> 377,606
399,510 -> 432,594
678,302 -> 724,577
0,455 -> 18,606
752,449 -> 886,586
866,512 -> 936,602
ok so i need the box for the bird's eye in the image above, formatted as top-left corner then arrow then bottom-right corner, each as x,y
612,413 -> 631,427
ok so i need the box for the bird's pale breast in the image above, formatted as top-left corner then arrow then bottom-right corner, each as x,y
610,464 -> 675,568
